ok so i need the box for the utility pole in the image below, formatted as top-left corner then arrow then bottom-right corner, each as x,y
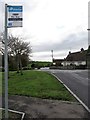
51,50 -> 53,63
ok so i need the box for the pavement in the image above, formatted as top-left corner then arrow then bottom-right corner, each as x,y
8,95 -> 89,119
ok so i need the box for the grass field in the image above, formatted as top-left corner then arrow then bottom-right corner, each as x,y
8,70 -> 76,101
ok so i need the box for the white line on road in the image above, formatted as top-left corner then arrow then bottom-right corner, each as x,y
51,73 -> 90,113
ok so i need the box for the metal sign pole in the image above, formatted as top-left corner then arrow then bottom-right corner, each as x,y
5,4 -> 8,118
4,5 -> 23,118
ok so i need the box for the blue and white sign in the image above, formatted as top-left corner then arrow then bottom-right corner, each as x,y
7,6 -> 23,27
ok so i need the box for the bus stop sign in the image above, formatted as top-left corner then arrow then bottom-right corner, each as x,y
7,6 -> 23,27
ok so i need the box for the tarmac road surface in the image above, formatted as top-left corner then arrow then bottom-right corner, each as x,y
40,69 -> 89,111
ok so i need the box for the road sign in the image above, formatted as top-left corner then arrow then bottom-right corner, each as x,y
7,6 -> 23,27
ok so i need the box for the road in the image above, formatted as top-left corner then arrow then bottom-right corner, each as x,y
40,69 -> 89,111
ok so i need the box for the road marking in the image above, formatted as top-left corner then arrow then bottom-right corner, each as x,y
0,108 -> 25,120
51,73 -> 90,113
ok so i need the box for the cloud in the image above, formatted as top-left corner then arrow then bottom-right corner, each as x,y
32,32 -> 88,53
31,31 -> 88,61
0,0 -> 89,61
0,2 -> 5,32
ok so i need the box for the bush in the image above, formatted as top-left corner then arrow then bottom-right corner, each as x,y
75,65 -> 87,69
22,67 -> 31,70
0,67 -> 4,72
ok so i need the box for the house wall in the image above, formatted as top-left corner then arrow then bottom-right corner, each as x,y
62,61 -> 86,66
53,61 -> 63,66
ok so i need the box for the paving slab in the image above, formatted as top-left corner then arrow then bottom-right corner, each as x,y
8,95 -> 89,119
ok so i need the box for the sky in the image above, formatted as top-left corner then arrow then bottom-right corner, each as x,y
0,0 -> 89,61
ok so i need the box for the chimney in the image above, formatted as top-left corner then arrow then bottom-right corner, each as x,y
81,48 -> 84,52
69,51 -> 71,54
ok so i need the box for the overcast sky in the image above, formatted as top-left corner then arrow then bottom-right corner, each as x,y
0,0 -> 89,61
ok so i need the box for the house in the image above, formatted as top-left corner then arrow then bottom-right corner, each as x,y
53,59 -> 64,66
53,48 -> 87,67
87,45 -> 90,69
62,48 -> 87,66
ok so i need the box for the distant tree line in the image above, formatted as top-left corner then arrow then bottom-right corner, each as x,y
30,61 -> 52,69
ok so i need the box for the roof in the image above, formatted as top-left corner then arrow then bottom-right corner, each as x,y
53,59 -> 64,62
65,50 -> 87,61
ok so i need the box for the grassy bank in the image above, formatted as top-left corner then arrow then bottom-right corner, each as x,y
8,70 -> 76,101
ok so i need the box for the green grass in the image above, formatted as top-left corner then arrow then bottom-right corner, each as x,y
8,70 -> 76,101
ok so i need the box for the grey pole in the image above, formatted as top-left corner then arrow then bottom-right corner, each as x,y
51,50 -> 53,63
5,4 -> 8,118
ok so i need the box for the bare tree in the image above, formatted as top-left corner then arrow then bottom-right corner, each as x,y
0,33 -> 32,74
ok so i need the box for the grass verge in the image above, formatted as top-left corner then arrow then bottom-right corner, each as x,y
8,70 -> 76,102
